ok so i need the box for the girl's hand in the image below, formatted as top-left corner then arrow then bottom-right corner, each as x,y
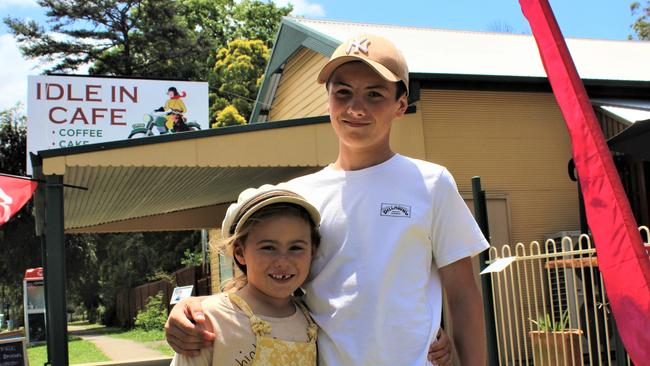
428,328 -> 452,366
165,296 -> 215,356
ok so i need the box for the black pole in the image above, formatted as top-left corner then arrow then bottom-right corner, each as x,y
32,160 -> 51,365
40,234 -> 51,365
471,176 -> 498,366
44,175 -> 68,365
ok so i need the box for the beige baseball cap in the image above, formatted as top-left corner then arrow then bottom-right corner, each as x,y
317,34 -> 409,95
222,184 -> 321,237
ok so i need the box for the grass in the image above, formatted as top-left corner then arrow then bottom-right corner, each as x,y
27,336 -> 110,365
153,343 -> 175,357
67,320 -> 105,330
106,327 -> 174,356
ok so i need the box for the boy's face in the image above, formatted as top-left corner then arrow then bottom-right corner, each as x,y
327,61 -> 407,154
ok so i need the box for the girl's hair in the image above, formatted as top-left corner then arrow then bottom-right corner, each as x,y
220,202 -> 321,292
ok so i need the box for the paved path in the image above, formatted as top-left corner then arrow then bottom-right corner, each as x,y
69,325 -> 170,362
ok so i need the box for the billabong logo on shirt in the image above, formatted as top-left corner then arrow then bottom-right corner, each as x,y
380,203 -> 411,218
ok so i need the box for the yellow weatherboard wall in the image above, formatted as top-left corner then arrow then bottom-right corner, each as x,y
420,89 -> 579,244
268,47 -> 329,121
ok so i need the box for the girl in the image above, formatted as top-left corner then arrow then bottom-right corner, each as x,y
171,185 -> 321,366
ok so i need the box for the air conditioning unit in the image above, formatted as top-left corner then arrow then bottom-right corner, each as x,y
544,231 -> 583,327
544,231 -> 615,362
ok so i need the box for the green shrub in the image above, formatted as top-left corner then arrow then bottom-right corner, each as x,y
212,105 -> 246,128
180,248 -> 203,267
134,292 -> 167,331
529,309 -> 570,332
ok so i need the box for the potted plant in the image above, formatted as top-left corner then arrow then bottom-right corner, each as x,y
529,310 -> 583,366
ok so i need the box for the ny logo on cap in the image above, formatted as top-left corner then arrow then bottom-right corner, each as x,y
346,37 -> 370,55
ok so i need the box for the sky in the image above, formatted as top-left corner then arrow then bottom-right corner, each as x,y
0,0 -> 643,111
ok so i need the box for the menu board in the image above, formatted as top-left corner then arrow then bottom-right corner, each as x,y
0,337 -> 27,366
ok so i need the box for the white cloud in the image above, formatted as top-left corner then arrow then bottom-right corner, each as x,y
0,0 -> 39,10
274,0 -> 325,17
0,34 -> 41,111
0,33 -> 93,111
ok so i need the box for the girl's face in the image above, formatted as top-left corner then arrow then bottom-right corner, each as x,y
167,90 -> 174,98
235,215 -> 313,301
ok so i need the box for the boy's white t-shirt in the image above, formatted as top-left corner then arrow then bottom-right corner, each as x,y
284,154 -> 489,366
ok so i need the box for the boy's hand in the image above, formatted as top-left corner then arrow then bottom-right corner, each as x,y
428,328 -> 452,366
165,296 -> 215,356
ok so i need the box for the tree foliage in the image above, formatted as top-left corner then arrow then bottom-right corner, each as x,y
213,105 -> 247,128
134,291 -> 167,331
630,1 -> 650,40
0,106 -> 100,323
210,39 -> 269,124
4,0 -> 290,81
96,230 -> 200,325
0,105 -> 41,324
1,0 -> 291,323
0,106 -> 203,325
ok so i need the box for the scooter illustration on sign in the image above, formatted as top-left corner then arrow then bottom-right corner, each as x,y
128,87 -> 200,138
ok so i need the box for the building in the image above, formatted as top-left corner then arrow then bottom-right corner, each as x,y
32,18 -> 650,363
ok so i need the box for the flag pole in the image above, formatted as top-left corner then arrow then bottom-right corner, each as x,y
0,172 -> 88,190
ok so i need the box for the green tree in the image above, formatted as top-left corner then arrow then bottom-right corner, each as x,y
210,39 -> 269,124
0,105 -> 41,325
0,105 -> 28,175
630,1 -> 650,40
4,0 -> 194,78
96,230 -> 201,325
180,0 -> 291,50
4,0 -> 290,81
213,105 -> 247,128
65,234 -> 101,322
0,106 -> 204,326
228,0 -> 292,49
0,105 -> 104,323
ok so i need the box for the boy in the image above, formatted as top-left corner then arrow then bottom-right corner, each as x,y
166,34 -> 488,365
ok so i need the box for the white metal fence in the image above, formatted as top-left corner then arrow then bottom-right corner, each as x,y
486,226 -> 650,365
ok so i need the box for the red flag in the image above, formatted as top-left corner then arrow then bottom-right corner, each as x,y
0,175 -> 38,225
519,1 -> 650,364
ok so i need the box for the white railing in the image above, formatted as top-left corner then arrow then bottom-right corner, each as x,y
486,226 -> 649,365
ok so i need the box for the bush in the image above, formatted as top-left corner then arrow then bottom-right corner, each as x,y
134,292 -> 167,331
180,249 -> 203,267
212,105 -> 246,128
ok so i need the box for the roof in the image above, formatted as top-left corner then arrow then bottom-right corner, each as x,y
592,98 -> 650,123
290,17 -> 650,82
32,117 -> 334,233
251,17 -> 650,123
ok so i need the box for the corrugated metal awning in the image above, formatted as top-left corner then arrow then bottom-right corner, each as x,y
62,165 -> 315,232
33,117 -> 336,233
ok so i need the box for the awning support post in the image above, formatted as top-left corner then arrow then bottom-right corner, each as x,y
471,176 -> 498,366
44,174 -> 69,365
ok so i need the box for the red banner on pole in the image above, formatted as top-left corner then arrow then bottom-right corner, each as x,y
0,175 -> 38,225
519,0 -> 650,364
